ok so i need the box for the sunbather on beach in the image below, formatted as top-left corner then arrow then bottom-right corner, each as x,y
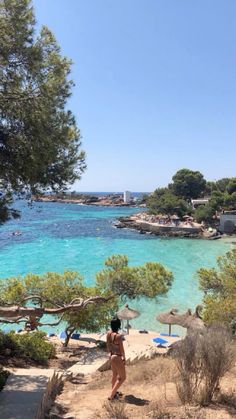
107,316 -> 126,400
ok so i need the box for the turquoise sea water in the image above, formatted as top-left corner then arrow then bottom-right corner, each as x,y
0,201 -> 233,334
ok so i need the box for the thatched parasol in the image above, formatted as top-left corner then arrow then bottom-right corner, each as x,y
156,308 -> 178,336
170,215 -> 180,220
117,304 -> 140,334
156,306 -> 205,335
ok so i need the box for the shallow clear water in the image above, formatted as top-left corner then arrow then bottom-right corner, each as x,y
0,201 -> 232,334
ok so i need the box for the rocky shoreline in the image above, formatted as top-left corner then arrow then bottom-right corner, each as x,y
116,216 -> 219,239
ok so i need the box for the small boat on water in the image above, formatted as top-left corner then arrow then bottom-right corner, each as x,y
12,230 -> 22,236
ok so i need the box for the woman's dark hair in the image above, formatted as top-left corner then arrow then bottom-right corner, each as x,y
110,316 -> 121,333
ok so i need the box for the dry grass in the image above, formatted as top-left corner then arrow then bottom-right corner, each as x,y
173,327 -> 235,405
127,357 -> 177,386
87,357 -> 177,392
146,401 -> 172,418
217,389 -> 236,410
86,369 -> 110,390
102,400 -> 129,419
51,345 -> 236,419
146,402 -> 208,418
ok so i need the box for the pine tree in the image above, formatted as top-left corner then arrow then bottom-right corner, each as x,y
0,0 -> 86,221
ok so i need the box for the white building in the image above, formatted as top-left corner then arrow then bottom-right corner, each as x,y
191,198 -> 209,209
124,191 -> 131,204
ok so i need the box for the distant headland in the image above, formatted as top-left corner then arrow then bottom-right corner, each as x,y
33,191 -> 147,207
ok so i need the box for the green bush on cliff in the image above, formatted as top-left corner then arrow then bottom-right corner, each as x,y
0,331 -> 55,363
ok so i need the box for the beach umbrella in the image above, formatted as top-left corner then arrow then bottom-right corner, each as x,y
183,215 -> 193,219
156,306 -> 205,335
170,215 -> 180,220
156,308 -> 178,336
117,304 -> 140,334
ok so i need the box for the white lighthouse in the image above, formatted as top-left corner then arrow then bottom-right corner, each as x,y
124,191 -> 131,204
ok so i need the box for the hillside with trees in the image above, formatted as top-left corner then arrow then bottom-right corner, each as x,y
147,168 -> 236,224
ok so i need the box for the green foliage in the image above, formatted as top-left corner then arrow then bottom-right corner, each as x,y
194,205 -> 215,223
0,331 -> 18,352
194,187 -> 236,222
209,191 -> 225,211
227,178 -> 236,194
215,178 -> 231,193
104,254 -> 129,271
209,190 -> 236,212
96,254 -> 173,300
147,188 -> 190,217
11,331 -> 55,362
171,169 -> 206,200
0,270 -> 119,345
209,177 -> 236,195
0,271 -> 85,306
0,256 -> 173,345
205,181 -> 217,195
198,250 -> 236,331
147,168 -> 206,216
147,171 -> 236,219
63,287 -> 118,334
0,0 -> 86,222
0,331 -> 55,363
0,367 -> 9,391
223,192 -> 236,209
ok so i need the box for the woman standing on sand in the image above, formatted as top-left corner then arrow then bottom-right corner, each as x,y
107,317 -> 126,400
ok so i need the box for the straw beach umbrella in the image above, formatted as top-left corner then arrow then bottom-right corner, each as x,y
117,304 -> 140,334
170,215 -> 180,220
156,306 -> 205,335
183,215 -> 193,220
156,308 -> 178,336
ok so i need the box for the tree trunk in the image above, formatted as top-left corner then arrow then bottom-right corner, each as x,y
64,327 -> 76,347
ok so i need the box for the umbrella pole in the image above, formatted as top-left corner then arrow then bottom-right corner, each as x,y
168,324 -> 171,336
127,319 -> 129,335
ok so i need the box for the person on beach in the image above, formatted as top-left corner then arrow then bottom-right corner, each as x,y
107,316 -> 126,400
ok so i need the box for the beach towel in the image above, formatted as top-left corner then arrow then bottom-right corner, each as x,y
152,337 -> 172,347
71,333 -> 80,340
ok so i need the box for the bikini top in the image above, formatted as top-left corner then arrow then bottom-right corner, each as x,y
107,331 -> 122,356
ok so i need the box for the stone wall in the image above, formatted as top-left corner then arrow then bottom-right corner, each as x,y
219,214 -> 236,233
137,222 -> 201,236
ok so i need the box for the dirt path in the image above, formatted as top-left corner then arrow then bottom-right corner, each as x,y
51,358 -> 236,418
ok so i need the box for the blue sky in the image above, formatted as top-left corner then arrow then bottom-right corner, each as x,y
34,0 -> 236,192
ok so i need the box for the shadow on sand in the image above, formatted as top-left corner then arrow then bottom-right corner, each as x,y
124,394 -> 149,406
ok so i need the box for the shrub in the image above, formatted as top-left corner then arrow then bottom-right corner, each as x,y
103,401 -> 129,419
194,204 -> 215,223
11,331 -> 55,362
173,326 -> 234,405
0,331 -> 55,363
147,401 -> 171,418
0,367 -> 9,391
217,389 -> 236,410
0,331 -> 19,355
